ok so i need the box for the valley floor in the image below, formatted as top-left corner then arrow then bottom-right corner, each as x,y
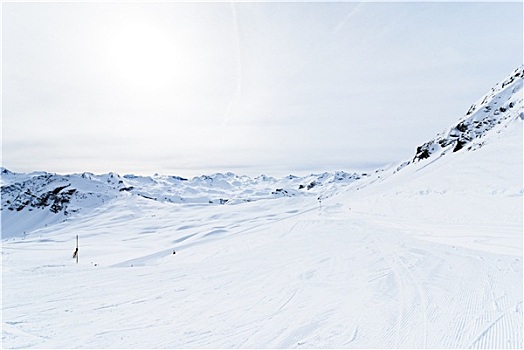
2,195 -> 522,349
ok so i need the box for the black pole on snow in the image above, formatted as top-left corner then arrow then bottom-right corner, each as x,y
73,235 -> 79,264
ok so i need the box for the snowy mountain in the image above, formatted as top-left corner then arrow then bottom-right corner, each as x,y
339,65 -> 523,254
1,167 -> 363,238
2,66 -> 522,349
3,66 -> 521,237
411,65 -> 523,163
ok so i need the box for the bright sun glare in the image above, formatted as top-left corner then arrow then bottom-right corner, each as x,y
106,22 -> 182,90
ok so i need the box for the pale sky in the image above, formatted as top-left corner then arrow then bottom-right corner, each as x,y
2,1 -> 523,177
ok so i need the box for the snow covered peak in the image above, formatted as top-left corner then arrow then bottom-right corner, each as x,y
1,167 -> 13,175
412,66 -> 523,162
1,169 -> 364,238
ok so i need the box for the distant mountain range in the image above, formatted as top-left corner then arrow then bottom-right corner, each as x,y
1,65 -> 522,238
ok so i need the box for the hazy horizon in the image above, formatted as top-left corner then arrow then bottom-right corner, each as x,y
2,1 -> 522,177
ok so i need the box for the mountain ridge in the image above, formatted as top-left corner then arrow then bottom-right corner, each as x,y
412,65 -> 523,162
2,65 -> 522,239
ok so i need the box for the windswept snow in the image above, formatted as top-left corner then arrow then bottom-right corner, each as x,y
2,67 -> 522,348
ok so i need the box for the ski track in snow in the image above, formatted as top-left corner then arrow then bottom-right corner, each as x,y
2,66 -> 523,348
2,195 -> 522,349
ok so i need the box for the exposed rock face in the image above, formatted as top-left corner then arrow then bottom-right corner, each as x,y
1,171 -> 117,218
412,66 -> 523,163
2,176 -> 76,214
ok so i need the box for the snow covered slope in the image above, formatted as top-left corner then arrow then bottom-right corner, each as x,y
335,65 -> 523,256
412,65 -> 523,162
1,169 -> 363,239
2,66 -> 522,349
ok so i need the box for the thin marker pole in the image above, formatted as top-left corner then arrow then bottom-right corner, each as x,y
76,235 -> 79,264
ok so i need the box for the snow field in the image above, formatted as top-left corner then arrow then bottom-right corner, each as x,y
2,68 -> 522,348
2,187 -> 522,348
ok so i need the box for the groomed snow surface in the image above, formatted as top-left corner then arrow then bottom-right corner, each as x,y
2,119 -> 522,349
2,68 -> 523,348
